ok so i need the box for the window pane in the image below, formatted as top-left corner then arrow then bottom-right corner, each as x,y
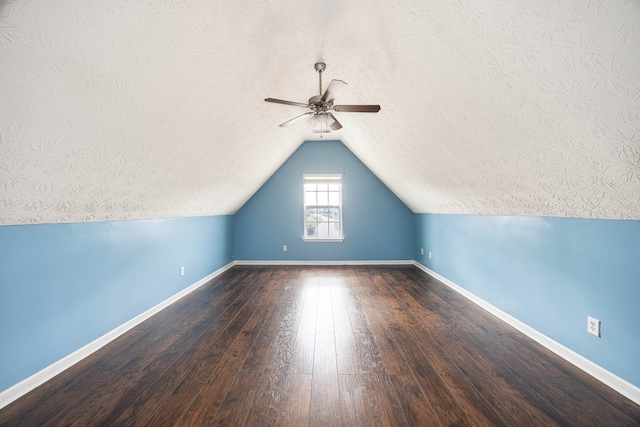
329,183 -> 340,191
318,191 -> 328,205
317,183 -> 328,191
305,209 -> 317,224
316,221 -> 329,238
305,225 -> 316,237
329,222 -> 340,237
328,191 -> 339,205
306,207 -> 316,222
305,208 -> 316,236
327,208 -> 336,220
305,191 -> 317,205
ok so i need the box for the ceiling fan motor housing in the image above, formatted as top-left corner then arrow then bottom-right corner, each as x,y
308,95 -> 324,108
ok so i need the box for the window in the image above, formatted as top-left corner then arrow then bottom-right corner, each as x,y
303,174 -> 343,241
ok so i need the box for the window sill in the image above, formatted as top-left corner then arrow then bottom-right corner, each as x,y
302,238 -> 344,243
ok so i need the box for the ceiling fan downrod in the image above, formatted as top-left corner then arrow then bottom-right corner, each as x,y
314,62 -> 326,96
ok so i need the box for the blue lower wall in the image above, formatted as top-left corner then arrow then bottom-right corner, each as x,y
414,213 -> 640,389
0,215 -> 234,392
3,199 -> 638,396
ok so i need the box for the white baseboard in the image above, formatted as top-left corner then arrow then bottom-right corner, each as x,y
234,260 -> 415,266
413,262 -> 640,407
0,261 -> 235,410
5,260 -> 637,410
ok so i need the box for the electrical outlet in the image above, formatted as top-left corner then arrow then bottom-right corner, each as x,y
428,251 -> 432,259
588,316 -> 600,337
180,266 -> 185,276
283,245 -> 287,252
420,248 -> 424,255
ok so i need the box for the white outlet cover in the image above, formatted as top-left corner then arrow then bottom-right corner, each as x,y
429,251 -> 432,259
588,316 -> 601,337
283,245 -> 287,252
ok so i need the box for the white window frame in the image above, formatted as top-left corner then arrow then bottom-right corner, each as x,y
302,174 -> 344,242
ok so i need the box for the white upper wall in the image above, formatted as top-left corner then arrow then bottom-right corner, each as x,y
1,0 -> 639,224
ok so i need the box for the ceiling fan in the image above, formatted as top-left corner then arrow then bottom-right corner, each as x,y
265,62 -> 380,132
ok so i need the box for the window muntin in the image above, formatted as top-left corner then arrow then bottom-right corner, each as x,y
303,174 -> 342,240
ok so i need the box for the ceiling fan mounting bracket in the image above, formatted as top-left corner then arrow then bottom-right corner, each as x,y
314,62 -> 326,73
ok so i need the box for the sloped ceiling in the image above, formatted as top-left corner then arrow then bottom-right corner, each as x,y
1,0 -> 639,225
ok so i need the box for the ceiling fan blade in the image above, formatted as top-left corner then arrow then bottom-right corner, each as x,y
265,98 -> 310,108
321,79 -> 347,103
333,104 -> 381,113
327,113 -> 342,131
279,111 -> 314,127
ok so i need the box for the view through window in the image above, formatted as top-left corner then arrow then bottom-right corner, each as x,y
303,174 -> 342,240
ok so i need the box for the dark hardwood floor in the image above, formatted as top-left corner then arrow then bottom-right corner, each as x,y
1,265 -> 639,426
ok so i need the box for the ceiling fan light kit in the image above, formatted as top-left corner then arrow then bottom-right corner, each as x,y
265,62 -> 380,132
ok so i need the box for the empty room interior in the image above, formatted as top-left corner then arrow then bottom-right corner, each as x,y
1,1 -> 639,425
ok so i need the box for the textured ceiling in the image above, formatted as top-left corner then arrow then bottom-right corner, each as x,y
1,0 -> 639,225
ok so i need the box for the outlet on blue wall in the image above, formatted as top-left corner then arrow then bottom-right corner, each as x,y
414,213 -> 640,389
234,140 -> 414,261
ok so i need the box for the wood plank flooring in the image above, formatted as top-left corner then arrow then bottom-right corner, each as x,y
1,265 -> 639,426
